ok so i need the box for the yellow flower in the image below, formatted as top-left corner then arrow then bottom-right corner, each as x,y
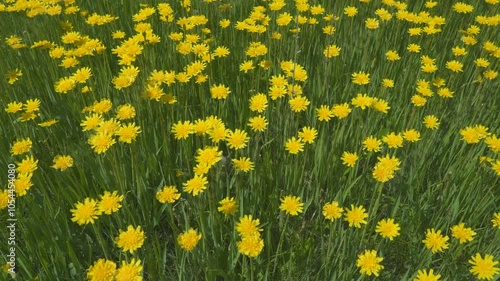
356,250 -> 384,276
233,157 -> 254,172
16,155 -> 38,174
236,215 -> 263,238
10,138 -> 32,156
237,234 -> 264,258
341,151 -> 358,168
362,136 -> 382,152
382,132 -> 404,148
450,222 -> 476,244
51,155 -> 73,171
344,204 -> 368,228
407,43 -> 421,53
403,129 -> 421,142
87,259 -> 116,281
492,212 -> 500,229
298,127 -> 317,144
183,174 -> 208,196
288,96 -> 310,112
280,195 -> 304,216
446,60 -> 463,72
72,67 -> 92,83
352,71 -> 370,85
239,60 -> 254,73
386,50 -> 400,61
88,133 -> 116,154
285,137 -> 304,154
98,191 -> 124,215
469,253 -> 499,281
316,105 -> 333,121
249,93 -> 268,112
177,228 -> 202,251
423,115 -> 439,129
81,114 -> 103,131
376,218 -> 400,240
382,78 -> 395,88
116,259 -> 143,281
365,18 -> 379,29
70,198 -> 100,225
0,190 -> 8,210
115,104 -> 136,120
5,101 -> 23,113
6,68 -> 22,84
115,225 -> 145,254
453,2 -> 474,13
323,44 -> 341,58
210,84 -> 231,99
322,201 -> 343,221
414,269 -> 441,281
331,103 -> 351,119
171,120 -> 193,140
157,186 -> 181,204
422,228 -> 449,253
344,6 -> 357,17
218,197 -> 238,216
115,123 -> 141,143
248,115 -> 268,132
226,129 -> 249,150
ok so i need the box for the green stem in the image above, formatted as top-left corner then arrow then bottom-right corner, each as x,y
91,224 -> 108,259
273,216 -> 289,275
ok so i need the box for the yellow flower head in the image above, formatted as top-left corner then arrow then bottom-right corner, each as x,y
323,201 -> 343,221
71,198 -> 100,225
344,204 -> 368,228
356,250 -> 384,276
376,218 -> 401,240
218,197 -> 238,216
422,228 -> 449,253
115,225 -> 145,254
280,195 -> 304,216
177,228 -> 202,251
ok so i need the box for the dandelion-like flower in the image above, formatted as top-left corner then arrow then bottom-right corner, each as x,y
11,138 -> 32,156
469,253 -> 499,280
177,228 -> 202,251
236,215 -> 263,238
492,212 -> 500,229
226,129 -> 249,150
87,259 -> 116,281
183,174 -> 208,196
237,234 -> 264,258
356,249 -> 384,276
376,218 -> 400,240
116,259 -> 143,281
285,137 -> 304,154
218,197 -> 238,216
422,228 -> 449,253
115,225 -> 145,254
156,185 -> 181,204
450,222 -> 476,244
51,155 -> 74,171
323,201 -> 343,221
98,191 -> 124,215
71,198 -> 100,225
280,195 -> 304,216
344,204 -> 368,228
233,157 -> 254,172
352,71 -> 370,85
414,269 -> 441,281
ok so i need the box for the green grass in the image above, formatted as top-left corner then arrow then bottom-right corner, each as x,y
1,0 -> 499,280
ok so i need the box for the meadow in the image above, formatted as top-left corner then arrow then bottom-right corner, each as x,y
0,0 -> 499,280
